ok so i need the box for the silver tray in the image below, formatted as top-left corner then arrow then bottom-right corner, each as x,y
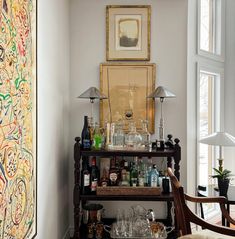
110,235 -> 167,239
110,231 -> 167,239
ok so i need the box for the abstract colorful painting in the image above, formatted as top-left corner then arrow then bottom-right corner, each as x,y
0,0 -> 37,238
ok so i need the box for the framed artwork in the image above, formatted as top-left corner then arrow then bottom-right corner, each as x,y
100,63 -> 155,133
0,0 -> 37,238
106,5 -> 151,61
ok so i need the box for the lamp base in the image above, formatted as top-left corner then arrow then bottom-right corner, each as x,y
159,117 -> 164,140
218,158 -> 223,172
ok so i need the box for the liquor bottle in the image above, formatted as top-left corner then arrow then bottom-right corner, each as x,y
81,116 -> 91,149
150,164 -> 159,187
81,157 -> 91,194
147,165 -> 152,186
90,157 -> 99,194
115,157 -> 121,183
88,117 -> 94,146
93,122 -> 102,150
138,159 -> 145,187
120,161 -> 130,186
109,157 -> 118,186
130,161 -> 138,187
99,168 -> 109,187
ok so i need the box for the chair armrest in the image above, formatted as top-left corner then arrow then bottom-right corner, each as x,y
186,207 -> 235,236
185,194 -> 235,225
185,193 -> 227,204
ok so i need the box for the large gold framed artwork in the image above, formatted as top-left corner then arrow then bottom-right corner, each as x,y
100,63 -> 155,133
106,5 -> 151,61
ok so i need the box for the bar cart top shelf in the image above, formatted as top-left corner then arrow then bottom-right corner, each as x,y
75,137 -> 180,158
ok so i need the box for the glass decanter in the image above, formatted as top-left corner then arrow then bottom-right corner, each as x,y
113,121 -> 125,147
125,122 -> 142,149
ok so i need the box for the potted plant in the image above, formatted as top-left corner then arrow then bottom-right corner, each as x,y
211,168 -> 233,197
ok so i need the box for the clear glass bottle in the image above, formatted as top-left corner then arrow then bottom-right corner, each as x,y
125,122 -> 142,149
150,164 -> 159,187
140,120 -> 151,149
138,159 -> 146,187
88,117 -> 94,145
113,121 -> 125,147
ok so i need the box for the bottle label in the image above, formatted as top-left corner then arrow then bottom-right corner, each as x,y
110,173 -> 117,182
151,175 -> 158,187
138,177 -> 144,186
83,139 -> 91,149
131,177 -> 137,187
91,180 -> 97,191
84,174 -> 90,186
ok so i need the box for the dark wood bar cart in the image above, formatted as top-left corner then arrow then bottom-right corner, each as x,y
72,137 -> 181,239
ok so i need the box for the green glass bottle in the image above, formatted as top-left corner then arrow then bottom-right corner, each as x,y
93,122 -> 102,150
130,161 -> 138,187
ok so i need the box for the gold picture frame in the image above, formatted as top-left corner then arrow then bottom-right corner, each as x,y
106,5 -> 151,61
100,63 -> 156,133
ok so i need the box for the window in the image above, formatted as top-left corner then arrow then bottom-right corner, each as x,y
197,0 -> 224,187
198,0 -> 224,60
198,69 -> 221,186
194,0 -> 225,219
197,67 -> 223,217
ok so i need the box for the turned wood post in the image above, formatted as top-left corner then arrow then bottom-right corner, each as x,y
73,137 -> 81,239
174,138 -> 181,180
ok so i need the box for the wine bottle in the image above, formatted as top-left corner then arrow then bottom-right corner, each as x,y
81,157 -> 90,194
81,116 -> 91,149
90,157 -> 99,194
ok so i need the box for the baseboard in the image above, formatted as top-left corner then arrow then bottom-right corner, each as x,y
63,227 -> 73,239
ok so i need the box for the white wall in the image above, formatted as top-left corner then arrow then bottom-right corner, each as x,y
38,0 -> 70,238
70,0 -> 187,226
224,0 -> 235,171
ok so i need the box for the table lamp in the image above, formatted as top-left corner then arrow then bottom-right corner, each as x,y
147,86 -> 176,140
77,87 -> 107,124
200,132 -> 235,171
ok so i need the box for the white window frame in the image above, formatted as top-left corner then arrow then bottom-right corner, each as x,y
196,62 -> 224,187
197,0 -> 225,62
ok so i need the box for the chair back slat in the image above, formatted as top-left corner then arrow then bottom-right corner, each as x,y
168,168 -> 192,236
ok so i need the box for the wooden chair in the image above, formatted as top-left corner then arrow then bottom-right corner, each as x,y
167,167 -> 235,237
